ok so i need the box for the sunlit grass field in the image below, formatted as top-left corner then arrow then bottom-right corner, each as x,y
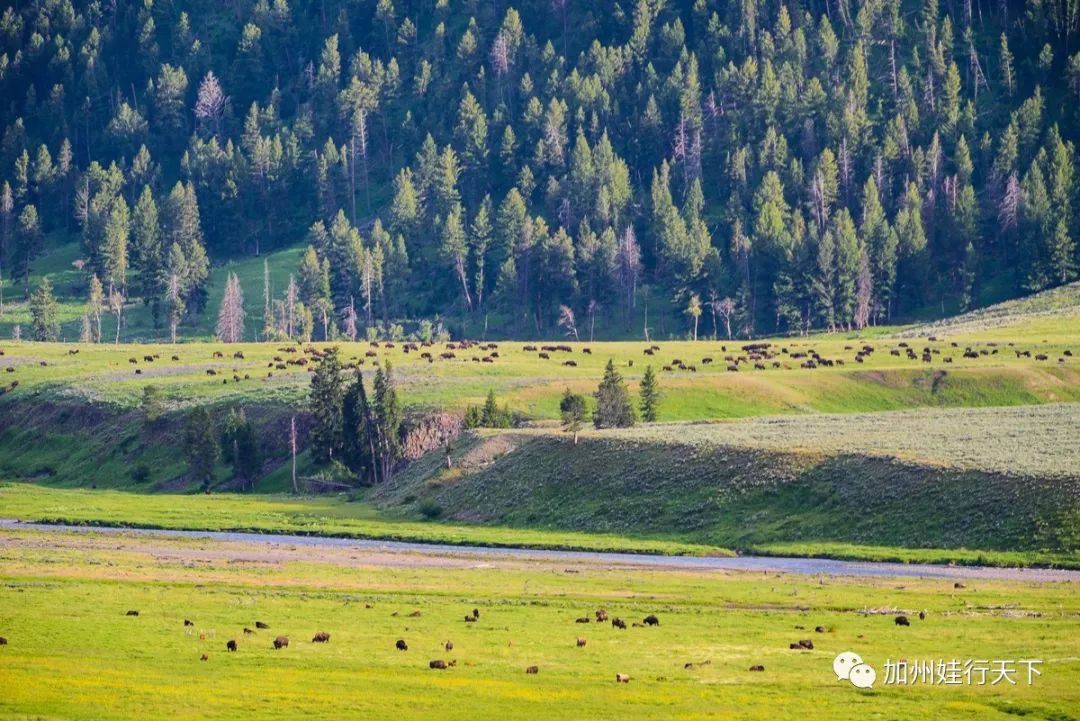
2,322 -> 1078,419
0,527 -> 1077,721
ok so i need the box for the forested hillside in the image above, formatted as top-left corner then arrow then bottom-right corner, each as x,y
1,0 -> 1078,341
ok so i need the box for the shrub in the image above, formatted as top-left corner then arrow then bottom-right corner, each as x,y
418,498 -> 443,519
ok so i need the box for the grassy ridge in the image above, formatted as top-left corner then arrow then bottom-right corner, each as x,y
372,412 -> 1080,561
2,528 -> 1078,720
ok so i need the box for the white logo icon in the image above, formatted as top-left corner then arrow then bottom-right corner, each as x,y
835,651 -> 876,688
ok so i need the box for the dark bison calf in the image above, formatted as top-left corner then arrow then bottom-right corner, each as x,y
396,639 -> 408,651
895,615 -> 910,626
643,615 -> 659,626
312,632 -> 330,643
226,640 -> 237,652
273,636 -> 289,649
255,621 -> 270,629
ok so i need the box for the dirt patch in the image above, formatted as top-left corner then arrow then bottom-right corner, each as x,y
460,435 -> 518,469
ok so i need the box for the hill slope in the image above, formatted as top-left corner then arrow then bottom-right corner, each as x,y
372,405 -> 1080,555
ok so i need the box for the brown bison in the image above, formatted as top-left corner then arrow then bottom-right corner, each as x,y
595,609 -> 608,622
525,665 -> 539,674
200,653 -> 208,661
255,621 -> 270,629
272,636 -> 289,649
243,627 -> 254,635
312,632 -> 330,643
445,641 -> 454,651
612,618 -> 627,630
749,665 -> 765,672
429,660 -> 448,670
226,640 -> 237,652
576,637 -> 587,647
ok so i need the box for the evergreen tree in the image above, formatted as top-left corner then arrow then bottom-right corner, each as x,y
29,277 -> 60,341
14,204 -> 42,297
184,406 -> 220,486
221,407 -> 261,489
342,369 -> 376,484
372,360 -> 402,483
309,346 -> 345,464
639,365 -> 660,423
593,359 -> 635,428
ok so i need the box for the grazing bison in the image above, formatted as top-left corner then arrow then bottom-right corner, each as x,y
895,615 -> 910,626
200,654 -> 208,661
226,640 -> 237,652
408,610 -> 422,618
171,355 -> 180,361
273,636 -> 289,649
126,610 -> 139,616
525,665 -> 539,675
213,351 -> 224,358
798,639 -> 813,649
312,632 -> 330,643
243,627 -> 254,635
814,626 -> 827,633
538,352 -> 550,359
576,637 -> 587,647
615,673 -> 630,683
954,582 -> 966,589
575,617 -> 590,624
612,618 -> 627,630
643,615 -> 659,626
184,619 -> 194,627
749,665 -> 765,672
396,639 -> 408,651
0,637 -> 7,645
464,615 -> 477,623
429,660 -> 448,670
595,609 -> 608,622
255,621 -> 270,629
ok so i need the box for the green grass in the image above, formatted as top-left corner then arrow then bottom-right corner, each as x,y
370,410 -> 1080,564
1,526 -> 1078,720
0,483 -> 717,556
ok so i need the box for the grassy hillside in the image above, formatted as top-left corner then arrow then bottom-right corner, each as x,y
371,405 -> 1080,559
901,281 -> 1080,339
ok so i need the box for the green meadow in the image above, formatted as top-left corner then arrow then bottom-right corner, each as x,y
0,527 -> 1077,721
